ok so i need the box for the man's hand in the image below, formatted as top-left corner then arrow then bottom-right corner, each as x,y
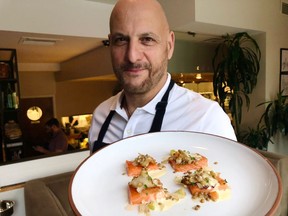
33,145 -> 49,154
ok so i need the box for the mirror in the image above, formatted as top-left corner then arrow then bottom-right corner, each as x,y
0,31 -> 218,165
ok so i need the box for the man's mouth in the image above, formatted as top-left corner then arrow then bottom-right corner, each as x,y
121,63 -> 151,72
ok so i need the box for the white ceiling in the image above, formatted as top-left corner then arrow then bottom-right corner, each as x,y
0,30 -> 105,64
0,0 -> 115,65
0,0 -> 245,67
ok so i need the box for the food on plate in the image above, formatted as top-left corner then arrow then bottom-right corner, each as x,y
180,168 -> 230,202
128,170 -> 166,205
168,150 -> 208,172
128,170 -> 186,213
126,153 -> 165,177
126,151 -> 229,215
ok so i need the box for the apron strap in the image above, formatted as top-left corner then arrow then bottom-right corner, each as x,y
92,110 -> 115,153
149,80 -> 175,133
92,79 -> 175,152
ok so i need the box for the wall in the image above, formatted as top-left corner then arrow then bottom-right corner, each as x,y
0,0 -> 112,38
19,71 -> 56,97
56,80 -> 117,117
56,46 -> 113,81
169,40 -> 216,73
19,71 -> 117,118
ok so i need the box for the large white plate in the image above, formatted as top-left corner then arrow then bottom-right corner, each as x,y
69,131 -> 282,216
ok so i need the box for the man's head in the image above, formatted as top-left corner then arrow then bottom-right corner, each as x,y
109,0 -> 175,96
45,118 -> 60,135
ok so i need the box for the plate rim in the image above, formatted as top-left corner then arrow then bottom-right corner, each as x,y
250,149 -> 283,216
68,131 -> 283,216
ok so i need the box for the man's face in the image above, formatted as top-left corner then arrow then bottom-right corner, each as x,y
109,2 -> 174,95
45,125 -> 53,136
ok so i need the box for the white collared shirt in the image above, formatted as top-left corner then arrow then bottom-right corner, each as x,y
88,73 -> 237,149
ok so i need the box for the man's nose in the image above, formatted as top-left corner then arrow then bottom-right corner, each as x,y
126,40 -> 143,63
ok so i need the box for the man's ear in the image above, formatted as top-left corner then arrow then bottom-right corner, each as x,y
167,31 -> 175,60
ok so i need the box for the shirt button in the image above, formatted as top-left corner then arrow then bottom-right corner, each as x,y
127,129 -> 132,135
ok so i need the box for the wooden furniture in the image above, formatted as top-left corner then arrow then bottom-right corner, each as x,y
0,48 -> 23,162
24,172 -> 75,216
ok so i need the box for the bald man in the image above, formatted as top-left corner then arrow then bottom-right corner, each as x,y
89,0 -> 236,153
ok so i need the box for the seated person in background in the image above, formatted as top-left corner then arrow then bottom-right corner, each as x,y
88,0 -> 237,153
34,118 -> 68,154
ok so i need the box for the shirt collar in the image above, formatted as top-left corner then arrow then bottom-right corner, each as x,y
111,91 -> 125,114
113,73 -> 172,115
142,73 -> 171,114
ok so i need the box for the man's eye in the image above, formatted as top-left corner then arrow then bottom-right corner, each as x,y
112,37 -> 128,46
141,37 -> 156,45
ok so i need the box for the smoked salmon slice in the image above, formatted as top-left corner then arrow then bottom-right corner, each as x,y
126,160 -> 159,177
126,154 -> 164,177
181,168 -> 229,202
128,185 -> 166,205
168,150 -> 208,172
128,170 -> 166,205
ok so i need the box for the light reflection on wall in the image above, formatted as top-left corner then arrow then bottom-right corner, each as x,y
184,82 -> 216,100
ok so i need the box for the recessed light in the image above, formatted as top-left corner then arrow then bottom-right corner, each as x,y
19,36 -> 63,46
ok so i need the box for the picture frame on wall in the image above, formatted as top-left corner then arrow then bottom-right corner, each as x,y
280,48 -> 288,72
280,73 -> 288,96
280,48 -> 288,96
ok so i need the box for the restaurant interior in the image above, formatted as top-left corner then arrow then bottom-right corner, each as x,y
0,0 -> 287,215
0,26 -> 221,163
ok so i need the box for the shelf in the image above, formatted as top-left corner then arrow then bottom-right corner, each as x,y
0,48 -> 22,163
6,141 -> 23,148
4,137 -> 22,144
0,78 -> 17,83
2,108 -> 19,112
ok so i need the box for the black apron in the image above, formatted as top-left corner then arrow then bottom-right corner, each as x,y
92,80 -> 175,153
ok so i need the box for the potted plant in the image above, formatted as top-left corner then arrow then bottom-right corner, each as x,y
212,32 -> 261,136
238,124 -> 271,150
239,90 -> 288,150
258,90 -> 288,138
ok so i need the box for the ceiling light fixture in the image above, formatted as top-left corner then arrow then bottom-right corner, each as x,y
19,37 -> 63,46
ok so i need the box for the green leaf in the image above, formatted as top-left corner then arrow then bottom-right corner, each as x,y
212,32 -> 261,136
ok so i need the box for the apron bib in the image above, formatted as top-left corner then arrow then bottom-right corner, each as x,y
92,80 -> 174,153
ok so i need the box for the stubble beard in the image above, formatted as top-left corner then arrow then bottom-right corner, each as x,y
113,56 -> 168,95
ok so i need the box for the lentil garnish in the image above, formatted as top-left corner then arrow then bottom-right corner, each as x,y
193,204 -> 201,211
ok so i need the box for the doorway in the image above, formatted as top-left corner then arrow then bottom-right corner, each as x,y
19,97 -> 54,158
